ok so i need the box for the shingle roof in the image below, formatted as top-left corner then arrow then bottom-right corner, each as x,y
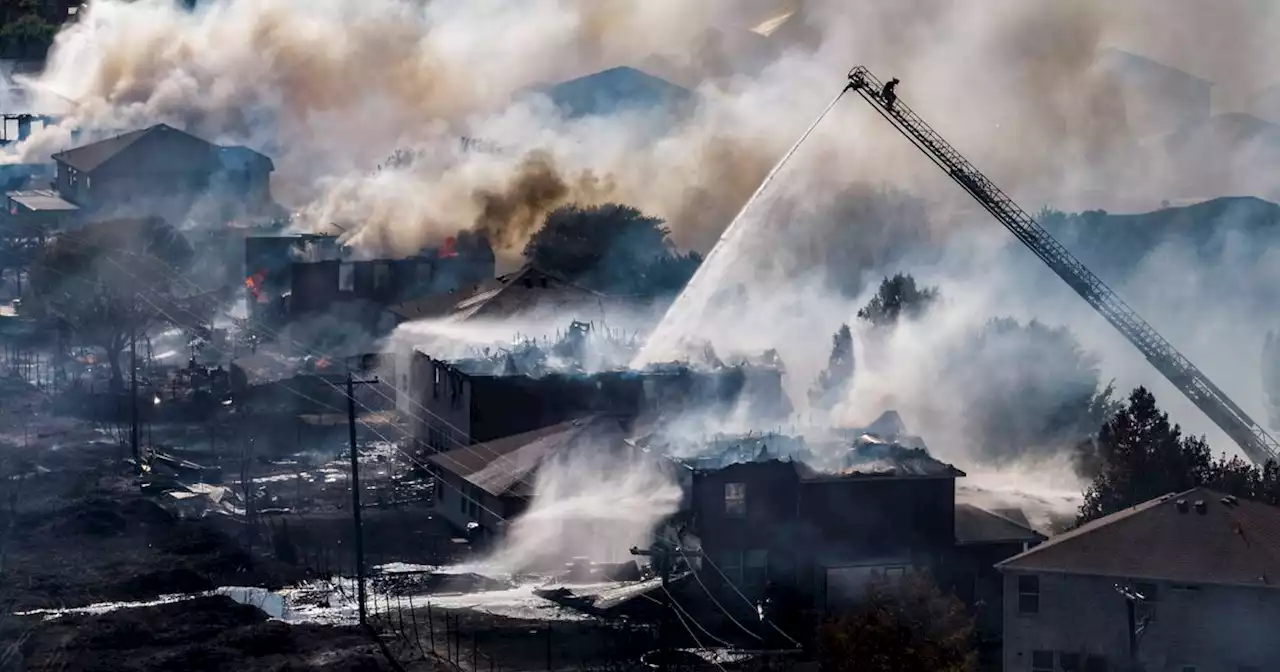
955,503 -> 1045,546
428,417 -> 624,498
51,126 -> 154,172
997,488 -> 1280,588
51,123 -> 271,173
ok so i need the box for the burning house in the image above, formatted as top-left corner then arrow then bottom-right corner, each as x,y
407,321 -> 790,454
641,414 -> 1041,642
245,230 -> 495,331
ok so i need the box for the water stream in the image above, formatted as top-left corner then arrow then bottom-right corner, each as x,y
633,87 -> 848,366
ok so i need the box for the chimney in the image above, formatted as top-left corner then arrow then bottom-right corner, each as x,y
1175,499 -> 1189,513
1194,500 -> 1207,514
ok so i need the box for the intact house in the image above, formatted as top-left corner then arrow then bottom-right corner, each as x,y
997,487 -> 1280,672
47,123 -> 279,224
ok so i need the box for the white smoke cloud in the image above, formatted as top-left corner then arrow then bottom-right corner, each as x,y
5,0 -> 1280,478
484,439 -> 682,573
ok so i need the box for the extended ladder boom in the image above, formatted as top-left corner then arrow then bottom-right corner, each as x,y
844,66 -> 1280,465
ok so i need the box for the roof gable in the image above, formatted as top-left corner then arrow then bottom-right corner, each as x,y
51,124 -> 271,174
997,488 -> 1280,588
955,503 -> 1045,546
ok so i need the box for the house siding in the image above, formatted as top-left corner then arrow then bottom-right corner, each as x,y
1002,570 -> 1280,672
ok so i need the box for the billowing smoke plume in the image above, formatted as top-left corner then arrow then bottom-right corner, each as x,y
14,0 -> 1280,259
9,0 -> 1280,473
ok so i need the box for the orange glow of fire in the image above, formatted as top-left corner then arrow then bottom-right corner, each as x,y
438,236 -> 458,258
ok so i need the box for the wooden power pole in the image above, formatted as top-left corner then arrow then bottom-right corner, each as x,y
346,370 -> 379,627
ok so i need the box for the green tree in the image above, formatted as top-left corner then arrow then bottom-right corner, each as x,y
856,272 -> 939,328
1078,386 -> 1212,523
523,203 -> 699,297
818,570 -> 976,672
0,0 -> 59,60
26,218 -> 193,392
810,323 -> 855,410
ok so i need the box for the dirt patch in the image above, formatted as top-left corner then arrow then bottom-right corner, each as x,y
2,596 -> 395,671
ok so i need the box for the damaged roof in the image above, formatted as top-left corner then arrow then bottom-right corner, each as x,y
997,488 -> 1280,588
428,416 -> 628,498
391,266 -> 608,323
955,504 -> 1045,546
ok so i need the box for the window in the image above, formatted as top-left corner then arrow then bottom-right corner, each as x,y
1031,650 -> 1054,672
1058,653 -> 1081,672
1083,655 -> 1108,672
1018,574 -> 1040,615
724,482 -> 746,517
373,262 -> 390,290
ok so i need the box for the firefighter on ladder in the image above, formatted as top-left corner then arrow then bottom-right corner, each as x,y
881,77 -> 900,111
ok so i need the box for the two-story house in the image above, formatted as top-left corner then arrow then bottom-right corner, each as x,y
998,488 -> 1280,672
50,123 -> 276,224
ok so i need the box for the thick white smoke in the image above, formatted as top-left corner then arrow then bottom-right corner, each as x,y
7,0 -> 1280,488
484,440 -> 682,573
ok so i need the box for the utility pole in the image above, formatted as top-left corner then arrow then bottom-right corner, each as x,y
1114,583 -> 1150,672
347,370 -> 379,627
130,329 -> 139,467
631,541 -> 703,672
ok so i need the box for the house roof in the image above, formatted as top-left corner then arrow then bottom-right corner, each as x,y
390,266 -> 606,323
6,189 -> 79,213
955,503 -> 1045,546
52,126 -> 154,172
428,417 -> 624,498
997,488 -> 1280,588
51,123 -> 272,173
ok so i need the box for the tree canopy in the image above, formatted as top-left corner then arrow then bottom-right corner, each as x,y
1077,386 -> 1280,524
523,203 -> 700,297
856,272 -> 939,328
810,323 -> 855,410
0,0 -> 60,60
26,217 -> 193,391
818,570 -> 976,672
944,317 -> 1118,466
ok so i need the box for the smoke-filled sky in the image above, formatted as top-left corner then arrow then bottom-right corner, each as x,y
8,0 -> 1280,470
9,0 -> 1280,256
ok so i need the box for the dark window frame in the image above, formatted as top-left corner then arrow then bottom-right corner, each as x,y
1018,574 -> 1040,615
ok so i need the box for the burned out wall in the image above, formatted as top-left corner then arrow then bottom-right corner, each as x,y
690,460 -> 958,609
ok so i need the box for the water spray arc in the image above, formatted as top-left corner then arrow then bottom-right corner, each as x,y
633,88 -> 849,367
841,65 -> 1278,465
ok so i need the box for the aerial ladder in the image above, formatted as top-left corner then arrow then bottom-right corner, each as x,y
843,66 -> 1280,465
